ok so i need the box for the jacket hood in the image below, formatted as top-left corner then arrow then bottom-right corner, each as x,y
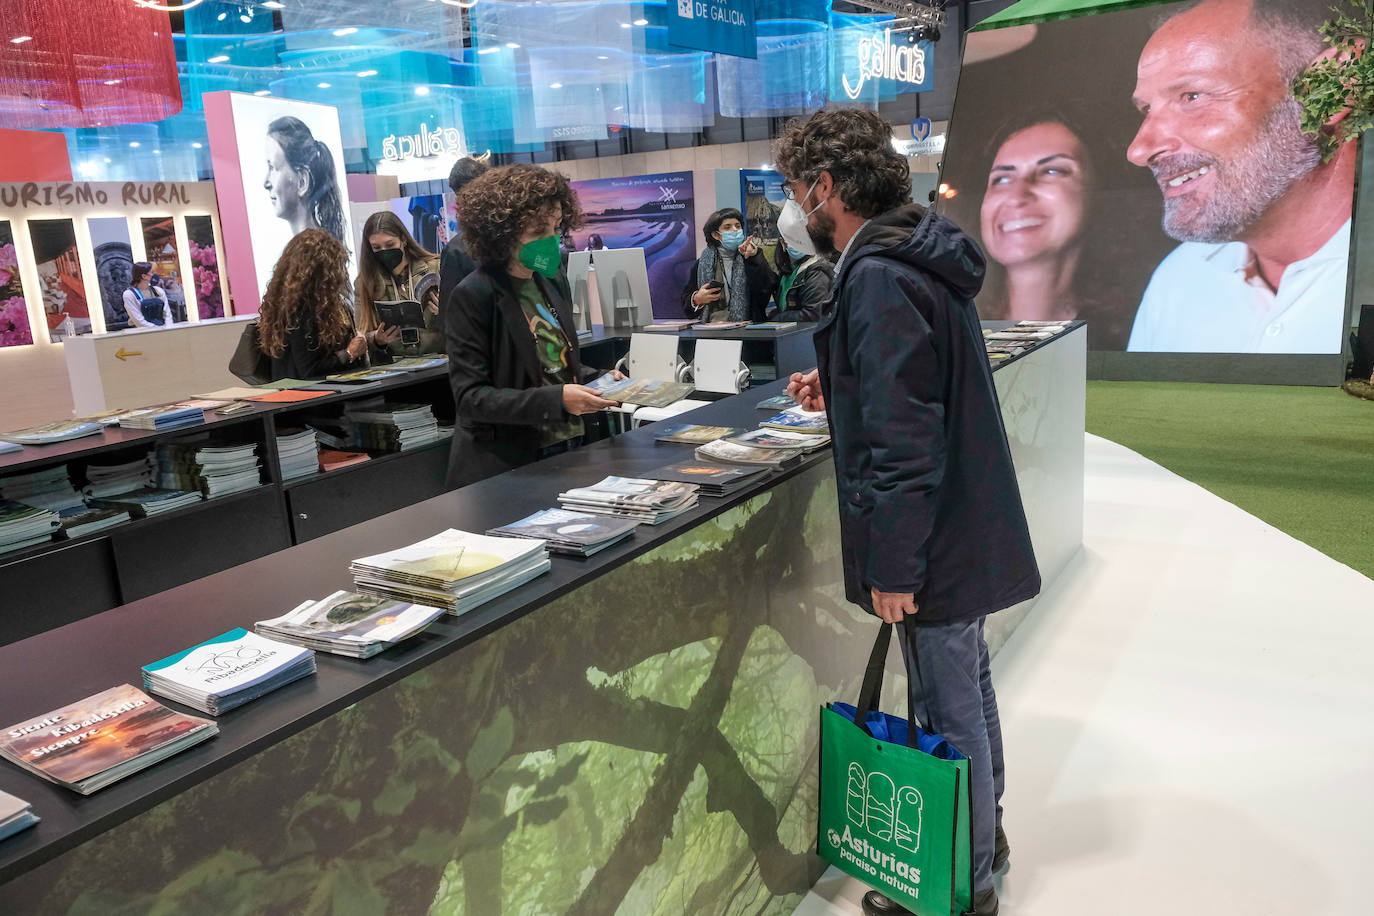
840,203 -> 986,300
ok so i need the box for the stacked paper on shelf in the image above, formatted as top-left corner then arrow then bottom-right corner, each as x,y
255,591 -> 447,658
82,454 -> 155,498
0,790 -> 39,842
647,460 -> 768,497
276,427 -> 320,481
0,684 -> 217,795
695,438 -> 803,469
87,486 -> 202,518
0,498 -> 61,553
0,420 -> 103,445
488,508 -> 639,557
557,476 -> 699,524
142,628 -> 316,716
651,423 -> 743,445
0,464 -> 84,514
759,406 -> 830,434
156,440 -> 262,498
119,405 -> 206,432
586,374 -> 694,408
350,530 -> 551,615
724,427 -> 831,452
57,506 -> 131,539
345,400 -> 442,453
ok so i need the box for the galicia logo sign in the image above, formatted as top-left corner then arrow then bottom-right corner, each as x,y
381,124 -> 464,163
842,28 -> 931,99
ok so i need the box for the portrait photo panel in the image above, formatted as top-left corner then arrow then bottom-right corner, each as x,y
940,0 -> 1354,354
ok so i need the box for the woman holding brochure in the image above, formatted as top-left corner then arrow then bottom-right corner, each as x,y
445,164 -> 621,488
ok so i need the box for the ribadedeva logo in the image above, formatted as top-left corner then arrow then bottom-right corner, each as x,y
826,762 -> 923,898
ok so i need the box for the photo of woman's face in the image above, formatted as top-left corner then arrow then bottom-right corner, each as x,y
979,122 -> 1089,268
264,136 -> 303,221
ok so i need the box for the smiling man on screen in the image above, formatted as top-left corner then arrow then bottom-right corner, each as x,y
1126,0 -> 1355,353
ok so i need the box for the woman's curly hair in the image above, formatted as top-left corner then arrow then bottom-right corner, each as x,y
455,164 -> 585,271
774,108 -> 911,219
257,228 -> 353,358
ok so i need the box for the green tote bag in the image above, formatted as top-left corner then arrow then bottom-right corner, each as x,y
818,621 -> 974,916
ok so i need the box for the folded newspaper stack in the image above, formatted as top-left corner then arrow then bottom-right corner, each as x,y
350,529 -> 551,615
142,628 -> 316,716
256,590 -> 447,658
557,476 -> 699,524
488,508 -> 639,557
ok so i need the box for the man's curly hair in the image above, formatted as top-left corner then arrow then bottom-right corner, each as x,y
257,228 -> 353,358
455,164 -> 585,271
774,108 -> 911,219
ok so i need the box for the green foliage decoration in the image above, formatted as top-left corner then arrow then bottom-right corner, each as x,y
1295,0 -> 1374,160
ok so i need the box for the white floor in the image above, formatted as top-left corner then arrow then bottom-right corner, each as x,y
795,433 -> 1374,916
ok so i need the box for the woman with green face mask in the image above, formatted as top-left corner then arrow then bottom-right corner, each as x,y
444,164 -> 623,489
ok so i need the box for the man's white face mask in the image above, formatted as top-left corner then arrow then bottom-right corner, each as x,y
777,177 -> 823,256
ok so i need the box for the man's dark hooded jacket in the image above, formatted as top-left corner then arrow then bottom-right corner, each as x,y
814,203 -> 1040,625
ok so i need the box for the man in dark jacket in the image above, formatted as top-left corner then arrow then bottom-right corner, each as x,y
780,109 -> 1039,916
438,156 -> 489,312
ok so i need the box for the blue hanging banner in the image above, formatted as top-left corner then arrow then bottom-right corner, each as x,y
668,0 -> 759,60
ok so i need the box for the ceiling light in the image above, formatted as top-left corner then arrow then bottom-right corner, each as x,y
549,82 -> 562,89
333,28 -> 357,36
317,82 -> 331,89
104,79 -> 122,85
129,141 -> 141,148
633,18 -> 648,26
240,13 -> 252,23
505,42 -> 520,48
192,142 -> 203,149
620,22 -> 632,28
104,157 -> 112,163
356,69 -> 377,77
153,149 -> 162,155
132,0 -> 207,10
415,86 -> 430,96
254,89 -> 271,96
208,54 -> 230,63
217,11 -> 227,19
262,1 -> 285,8
10,36 -> 33,44
596,55 -> 609,60
477,47 -> 499,54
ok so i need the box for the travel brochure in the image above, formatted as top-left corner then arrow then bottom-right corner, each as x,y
488,508 -> 639,557
586,374 -> 695,409
646,460 -> 769,497
695,438 -> 804,469
256,591 -> 447,659
0,684 -> 217,795
724,428 -> 831,452
142,628 -> 316,716
652,423 -> 743,445
557,476 -> 700,524
759,406 -> 830,434
0,420 -> 103,446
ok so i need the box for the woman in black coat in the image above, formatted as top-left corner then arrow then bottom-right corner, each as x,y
444,164 -> 621,488
680,207 -> 777,323
257,229 -> 368,381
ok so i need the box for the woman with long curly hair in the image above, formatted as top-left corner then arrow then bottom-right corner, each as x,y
257,229 -> 366,380
355,210 -> 439,357
264,116 -> 349,247
445,163 -> 622,487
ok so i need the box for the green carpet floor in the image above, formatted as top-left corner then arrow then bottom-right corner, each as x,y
1085,382 -> 1374,580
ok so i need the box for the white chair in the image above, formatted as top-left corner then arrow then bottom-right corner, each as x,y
687,338 -> 751,395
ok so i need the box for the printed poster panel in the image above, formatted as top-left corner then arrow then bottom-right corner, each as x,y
0,220 -> 34,347
569,171 -> 696,320
88,217 -> 136,332
27,218 -> 90,343
140,216 -> 188,323
939,0 -> 1353,352
185,216 -> 225,320
740,168 -> 786,267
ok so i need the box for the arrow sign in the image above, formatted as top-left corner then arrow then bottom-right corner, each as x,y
115,348 -> 143,361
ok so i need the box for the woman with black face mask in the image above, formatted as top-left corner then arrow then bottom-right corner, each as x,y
354,211 -> 442,357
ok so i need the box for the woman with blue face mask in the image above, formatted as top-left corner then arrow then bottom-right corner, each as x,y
680,208 -> 777,323
767,242 -> 835,323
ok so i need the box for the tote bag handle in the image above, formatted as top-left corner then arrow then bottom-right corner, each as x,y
853,619 -> 933,748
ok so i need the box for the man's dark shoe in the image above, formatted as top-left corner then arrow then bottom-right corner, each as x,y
992,824 -> 1010,875
973,885 -> 999,915
861,891 -> 913,916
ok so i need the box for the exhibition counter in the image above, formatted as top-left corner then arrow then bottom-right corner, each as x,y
0,324 -> 1085,913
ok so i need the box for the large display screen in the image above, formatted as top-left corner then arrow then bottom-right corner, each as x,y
939,0 -> 1354,353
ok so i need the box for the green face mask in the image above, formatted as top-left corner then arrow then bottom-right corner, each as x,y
518,234 -> 562,278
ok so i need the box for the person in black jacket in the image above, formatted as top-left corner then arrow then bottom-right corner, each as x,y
768,244 -> 834,323
438,156 -> 489,313
444,164 -> 621,488
257,228 -> 368,381
680,208 -> 777,322
779,109 -> 1039,916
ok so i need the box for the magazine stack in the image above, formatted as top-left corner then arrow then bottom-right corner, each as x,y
557,476 -> 699,524
81,453 -> 155,499
118,405 -> 206,432
156,440 -> 263,498
694,439 -> 803,469
345,400 -> 443,453
724,428 -> 831,452
0,499 -> 61,553
759,406 -> 830,435
0,790 -> 39,842
255,591 -> 447,658
276,427 -> 320,481
0,684 -> 217,795
652,423 -> 742,445
488,508 -> 639,557
141,628 -> 317,715
349,529 -> 551,614
0,465 -> 84,515
87,486 -> 202,518
648,461 -> 769,497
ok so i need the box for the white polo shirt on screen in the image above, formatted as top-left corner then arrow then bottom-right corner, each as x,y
1127,219 -> 1350,354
